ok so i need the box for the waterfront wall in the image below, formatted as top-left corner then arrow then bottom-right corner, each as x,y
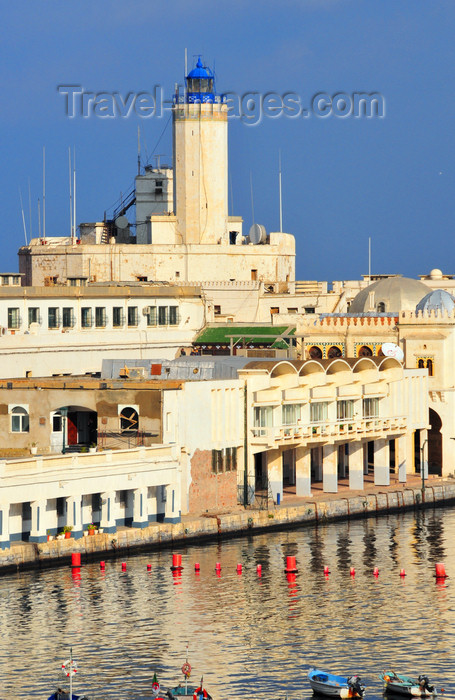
1,481 -> 455,574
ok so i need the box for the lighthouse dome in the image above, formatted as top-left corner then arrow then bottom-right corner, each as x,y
186,56 -> 216,103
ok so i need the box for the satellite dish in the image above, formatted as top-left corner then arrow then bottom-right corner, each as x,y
381,343 -> 404,362
249,223 -> 266,244
235,233 -> 244,245
115,215 -> 129,230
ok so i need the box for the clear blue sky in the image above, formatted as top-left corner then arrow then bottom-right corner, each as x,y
2,0 -> 454,282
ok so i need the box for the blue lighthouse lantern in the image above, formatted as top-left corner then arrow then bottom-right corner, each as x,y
185,56 -> 217,103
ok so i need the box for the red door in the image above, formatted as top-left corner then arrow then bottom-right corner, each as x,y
67,413 -> 78,445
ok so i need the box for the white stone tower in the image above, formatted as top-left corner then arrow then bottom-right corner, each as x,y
173,57 -> 228,245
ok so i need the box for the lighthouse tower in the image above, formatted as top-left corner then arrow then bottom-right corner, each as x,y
173,57 -> 228,245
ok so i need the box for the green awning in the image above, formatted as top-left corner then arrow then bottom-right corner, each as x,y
194,325 -> 295,349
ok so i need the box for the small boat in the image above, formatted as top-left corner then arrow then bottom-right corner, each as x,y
47,651 -> 90,700
308,668 -> 366,698
380,671 -> 437,697
165,652 -> 213,700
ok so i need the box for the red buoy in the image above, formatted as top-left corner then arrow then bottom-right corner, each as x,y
324,565 -> 330,575
435,563 -> 447,578
215,562 -> 221,571
171,553 -> 183,570
147,563 -> 152,572
71,552 -> 81,568
100,560 -> 105,570
373,567 -> 379,577
285,556 -> 298,573
400,569 -> 406,577
194,562 -> 200,571
257,564 -> 262,576
350,567 -> 355,576
121,562 -> 127,571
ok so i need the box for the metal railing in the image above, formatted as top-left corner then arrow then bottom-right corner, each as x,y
251,416 -> 407,443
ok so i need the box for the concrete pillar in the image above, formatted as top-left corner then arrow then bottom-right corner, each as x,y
420,429 -> 429,479
349,442 -> 364,490
100,491 -> 116,533
66,495 -> 83,539
164,483 -> 180,524
29,500 -> 47,543
148,486 -> 158,523
295,446 -> 312,496
132,487 -> 148,529
0,503 -> 10,550
374,438 -> 390,486
322,444 -> 338,493
267,449 -> 282,503
397,435 -> 408,483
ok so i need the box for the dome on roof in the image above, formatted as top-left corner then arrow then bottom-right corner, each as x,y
349,276 -> 430,313
416,289 -> 455,314
429,268 -> 443,280
187,57 -> 212,80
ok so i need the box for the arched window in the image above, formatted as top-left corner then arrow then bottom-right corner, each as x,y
377,302 -> 386,312
418,359 -> 425,369
11,406 -> 29,433
358,345 -> 373,357
120,407 -> 139,433
308,346 -> 323,359
426,359 -> 434,377
327,346 -> 342,358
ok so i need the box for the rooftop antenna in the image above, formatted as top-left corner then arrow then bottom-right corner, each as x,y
368,236 -> 371,281
68,147 -> 73,238
72,147 -> 77,239
154,154 -> 165,169
37,198 -> 41,239
42,146 -> 46,238
19,188 -> 28,245
229,171 -> 234,217
279,149 -> 283,233
250,170 -> 255,225
28,178 -> 32,239
137,125 -> 141,176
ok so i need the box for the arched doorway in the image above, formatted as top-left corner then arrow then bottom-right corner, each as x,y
51,405 -> 97,452
428,408 -> 442,475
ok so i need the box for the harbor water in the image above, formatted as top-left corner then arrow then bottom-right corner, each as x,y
0,507 -> 454,700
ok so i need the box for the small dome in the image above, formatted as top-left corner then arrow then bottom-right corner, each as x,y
187,57 -> 212,80
429,268 -> 443,280
416,289 -> 455,314
350,276 -> 430,313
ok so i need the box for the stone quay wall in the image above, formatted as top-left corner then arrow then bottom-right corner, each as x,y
1,481 -> 455,575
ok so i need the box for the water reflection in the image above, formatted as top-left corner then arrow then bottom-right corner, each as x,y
0,508 -> 454,699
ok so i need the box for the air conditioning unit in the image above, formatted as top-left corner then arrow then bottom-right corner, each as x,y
142,306 -> 151,315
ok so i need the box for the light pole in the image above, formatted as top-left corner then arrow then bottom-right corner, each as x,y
420,438 -> 428,500
61,406 -> 68,454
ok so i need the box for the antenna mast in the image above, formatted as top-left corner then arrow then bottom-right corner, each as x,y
73,147 -> 76,239
137,126 -> 141,176
368,237 -> 371,281
28,178 -> 32,239
250,171 -> 255,225
68,147 -> 73,238
42,146 -> 46,238
38,198 -> 41,239
19,188 -> 28,245
279,149 -> 283,233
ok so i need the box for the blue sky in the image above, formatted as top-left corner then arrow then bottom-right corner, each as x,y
2,0 -> 454,282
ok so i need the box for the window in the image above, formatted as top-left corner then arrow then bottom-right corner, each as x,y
127,306 -> 138,327
214,305 -> 221,316
308,346 -> 323,359
158,306 -> 168,325
136,276 -> 148,282
48,307 -> 60,329
95,307 -> 107,328
287,308 -> 298,314
145,306 -> 157,326
211,449 -> 224,474
251,269 -> 258,281
417,358 -> 434,376
81,307 -> 93,328
377,302 -> 386,312
11,406 -> 29,433
52,412 -> 62,432
28,307 -> 40,326
113,307 -> 124,327
310,402 -> 328,422
62,307 -> 75,328
337,400 -> 354,420
358,345 -> 373,357
120,406 -> 138,433
427,359 -> 434,376
270,307 -> 279,315
282,404 -> 302,425
363,398 -> 379,418
304,307 -> 316,314
254,406 -> 274,435
7,308 -> 20,329
68,278 -> 87,287
328,345 -> 342,358
169,306 -> 179,325
44,276 -> 58,287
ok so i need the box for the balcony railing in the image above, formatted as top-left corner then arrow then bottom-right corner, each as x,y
251,416 -> 407,444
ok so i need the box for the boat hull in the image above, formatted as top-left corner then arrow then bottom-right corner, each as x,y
308,670 -> 364,698
380,673 -> 437,697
